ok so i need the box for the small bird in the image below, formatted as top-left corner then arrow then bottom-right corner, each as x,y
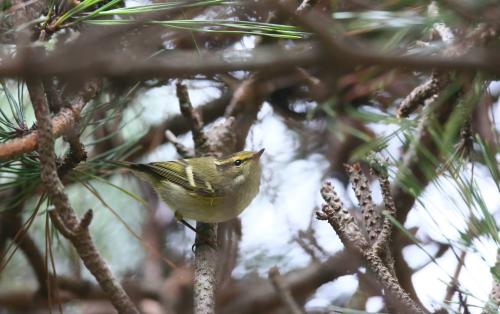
114,149 -> 264,225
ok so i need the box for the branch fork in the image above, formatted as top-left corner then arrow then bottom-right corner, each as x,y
317,161 -> 425,314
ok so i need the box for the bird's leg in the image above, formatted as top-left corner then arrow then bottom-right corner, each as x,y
192,235 -> 217,252
180,219 -> 197,233
175,212 -> 217,252
174,212 -> 196,232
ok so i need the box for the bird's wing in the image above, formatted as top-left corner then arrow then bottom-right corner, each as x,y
147,161 -> 222,197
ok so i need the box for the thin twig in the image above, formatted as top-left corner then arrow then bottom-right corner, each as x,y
176,82 -> 209,152
444,250 -> 467,305
369,157 -> 397,256
165,130 -> 194,158
268,267 -> 305,314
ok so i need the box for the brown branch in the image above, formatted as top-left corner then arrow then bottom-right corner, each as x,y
293,218 -> 328,262
28,78 -> 139,314
176,82 -> 210,152
268,267 -> 305,314
174,66 -> 274,314
42,77 -> 64,113
347,271 -> 382,310
58,107 -> 88,177
390,73 -> 482,310
129,91 -> 231,161
176,72 -> 269,313
165,130 -> 194,158
0,2 -> 499,88
0,103 -> 83,161
0,28 -> 499,80
366,157 -> 399,289
224,74 -> 267,150
224,70 -> 304,150
443,250 -> 467,305
0,42 -> 319,78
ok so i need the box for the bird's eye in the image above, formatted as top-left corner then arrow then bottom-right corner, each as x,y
234,159 -> 242,166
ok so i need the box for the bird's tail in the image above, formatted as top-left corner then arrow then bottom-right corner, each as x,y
109,160 -> 158,186
109,160 -> 151,173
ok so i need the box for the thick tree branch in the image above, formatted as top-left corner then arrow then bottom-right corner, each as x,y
0,31 -> 499,80
175,82 -> 218,314
28,78 -> 139,314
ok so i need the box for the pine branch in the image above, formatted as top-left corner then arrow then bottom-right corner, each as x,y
0,80 -> 99,161
28,78 -> 139,314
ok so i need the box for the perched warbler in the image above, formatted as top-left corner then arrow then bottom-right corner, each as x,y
115,149 -> 264,223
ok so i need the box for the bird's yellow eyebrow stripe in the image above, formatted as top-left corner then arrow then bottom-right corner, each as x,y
214,155 -> 254,168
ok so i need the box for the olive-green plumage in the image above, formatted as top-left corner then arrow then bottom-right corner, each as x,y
115,149 -> 263,223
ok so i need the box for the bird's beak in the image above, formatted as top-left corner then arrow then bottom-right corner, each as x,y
253,148 -> 265,160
